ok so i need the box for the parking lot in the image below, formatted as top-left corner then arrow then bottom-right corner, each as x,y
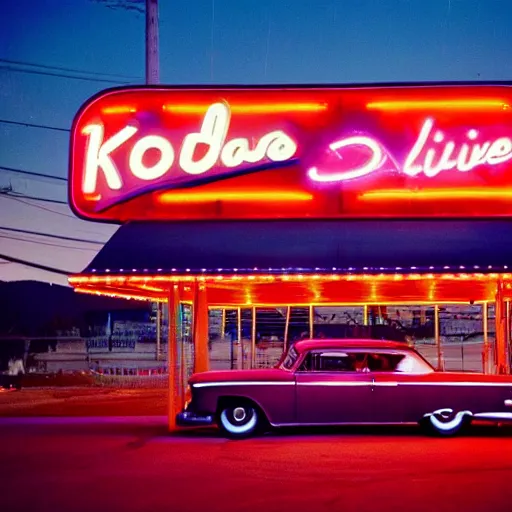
1,415 -> 512,512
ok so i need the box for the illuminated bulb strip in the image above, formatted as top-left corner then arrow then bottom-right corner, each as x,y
366,99 -> 510,111
68,272 -> 512,285
158,190 -> 313,203
74,287 -> 166,302
101,106 -> 137,114
361,188 -> 512,201
162,103 -> 327,114
83,193 -> 102,202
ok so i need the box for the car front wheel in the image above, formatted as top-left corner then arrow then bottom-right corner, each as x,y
217,401 -> 261,439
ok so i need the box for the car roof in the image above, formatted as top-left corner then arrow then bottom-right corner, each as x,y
292,339 -> 412,354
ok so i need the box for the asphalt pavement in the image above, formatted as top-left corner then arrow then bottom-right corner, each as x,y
1,416 -> 512,512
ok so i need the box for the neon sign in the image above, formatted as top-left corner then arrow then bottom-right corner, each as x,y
81,102 -> 297,195
69,84 -> 512,221
308,118 -> 512,182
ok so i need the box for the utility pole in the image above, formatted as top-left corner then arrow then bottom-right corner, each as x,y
145,0 -> 160,84
145,0 -> 160,359
156,302 -> 162,361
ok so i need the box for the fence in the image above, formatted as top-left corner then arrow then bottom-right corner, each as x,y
90,368 -> 168,388
0,302 -> 505,389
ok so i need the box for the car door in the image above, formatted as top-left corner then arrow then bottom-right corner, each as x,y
295,350 -> 373,425
370,350 -> 441,423
367,352 -> 407,423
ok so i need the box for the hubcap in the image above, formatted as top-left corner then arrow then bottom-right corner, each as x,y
233,407 -> 247,422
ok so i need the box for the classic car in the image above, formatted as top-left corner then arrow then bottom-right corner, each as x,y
177,339 -> 512,439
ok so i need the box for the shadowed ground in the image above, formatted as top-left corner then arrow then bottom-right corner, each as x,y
0,416 -> 511,512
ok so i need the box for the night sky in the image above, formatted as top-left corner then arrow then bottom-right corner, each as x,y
1,0 -> 511,285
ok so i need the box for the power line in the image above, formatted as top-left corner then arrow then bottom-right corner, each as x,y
0,57 -> 142,80
0,233 -> 98,251
0,118 -> 69,132
0,166 -> 67,182
5,192 -> 67,205
0,252 -> 72,276
92,0 -> 145,15
0,196 -> 115,239
0,226 -> 105,245
0,65 -> 133,84
0,194 -> 78,219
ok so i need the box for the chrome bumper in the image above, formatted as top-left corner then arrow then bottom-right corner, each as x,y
176,410 -> 214,427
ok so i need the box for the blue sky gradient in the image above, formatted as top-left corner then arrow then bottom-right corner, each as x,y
0,0 -> 511,284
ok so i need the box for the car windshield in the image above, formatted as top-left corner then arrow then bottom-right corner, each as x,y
279,346 -> 299,370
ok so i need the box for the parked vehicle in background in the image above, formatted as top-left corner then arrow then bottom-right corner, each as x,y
0,357 -> 24,390
177,339 -> 512,439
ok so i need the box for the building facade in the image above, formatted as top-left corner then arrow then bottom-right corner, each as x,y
68,83 -> 512,429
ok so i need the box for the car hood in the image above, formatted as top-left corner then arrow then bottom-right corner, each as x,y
189,368 -> 294,385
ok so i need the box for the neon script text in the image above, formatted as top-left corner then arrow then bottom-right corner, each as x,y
81,102 -> 297,194
308,117 -> 512,182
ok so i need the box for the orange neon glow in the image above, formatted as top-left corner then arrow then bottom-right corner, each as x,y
366,99 -> 511,111
70,271 -> 506,306
69,272 -> 512,286
99,280 -> 164,293
83,193 -> 102,202
162,103 -> 327,114
360,188 -> 512,201
74,287 -> 166,302
138,284 -> 165,292
158,190 -> 313,203
101,106 -> 137,114
72,283 -> 496,307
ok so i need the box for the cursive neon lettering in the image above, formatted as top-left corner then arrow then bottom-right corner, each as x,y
467,141 -> 490,169
264,131 -> 297,162
180,102 -> 230,175
81,102 -> 298,194
221,138 -> 250,167
456,143 -> 474,172
308,136 -> 384,182
129,135 -> 175,181
309,118 -> 512,183
82,124 -> 137,193
423,141 -> 456,177
403,118 -> 434,176
404,119 -> 512,176
221,130 -> 296,168
487,138 -> 512,165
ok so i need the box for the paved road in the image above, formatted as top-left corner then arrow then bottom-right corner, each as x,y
1,417 -> 512,512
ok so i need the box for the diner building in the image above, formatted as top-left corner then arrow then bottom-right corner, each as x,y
67,82 -> 512,428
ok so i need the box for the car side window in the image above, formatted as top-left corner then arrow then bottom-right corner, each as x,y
366,353 -> 405,372
297,349 -> 433,374
395,353 -> 434,374
298,351 -> 357,372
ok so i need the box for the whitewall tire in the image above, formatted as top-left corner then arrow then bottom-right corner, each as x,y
218,402 -> 261,439
421,408 -> 472,436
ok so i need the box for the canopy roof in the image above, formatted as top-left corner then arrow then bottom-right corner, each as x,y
70,220 -> 512,305
82,219 -> 512,275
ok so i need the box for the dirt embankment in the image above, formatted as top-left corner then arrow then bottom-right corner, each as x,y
0,387 -> 168,417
